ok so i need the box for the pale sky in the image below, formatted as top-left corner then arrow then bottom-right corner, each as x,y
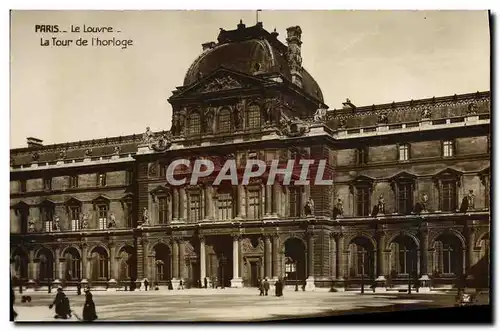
10,10 -> 490,148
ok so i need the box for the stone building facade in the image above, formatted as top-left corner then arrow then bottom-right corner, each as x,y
10,21 -> 490,291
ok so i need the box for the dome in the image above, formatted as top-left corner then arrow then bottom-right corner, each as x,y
183,22 -> 324,103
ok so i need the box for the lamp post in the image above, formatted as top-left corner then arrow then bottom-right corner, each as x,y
408,257 -> 413,294
295,261 -> 299,292
361,253 -> 365,294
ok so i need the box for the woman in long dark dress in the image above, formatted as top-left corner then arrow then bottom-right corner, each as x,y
82,287 -> 98,321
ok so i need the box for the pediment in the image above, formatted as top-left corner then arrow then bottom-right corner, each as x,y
478,166 -> 490,176
390,171 -> 417,182
65,197 -> 83,206
11,200 -> 29,209
350,175 -> 375,184
39,199 -> 57,206
92,194 -> 111,203
433,167 -> 463,179
149,185 -> 171,196
171,67 -> 270,98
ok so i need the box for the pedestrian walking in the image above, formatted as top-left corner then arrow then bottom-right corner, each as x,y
144,278 -> 149,291
82,287 -> 98,322
11,282 -> 17,321
263,278 -> 270,296
258,278 -> 264,296
49,286 -> 71,319
204,277 -> 208,289
77,281 -> 82,295
180,279 -> 184,290
275,278 -> 283,297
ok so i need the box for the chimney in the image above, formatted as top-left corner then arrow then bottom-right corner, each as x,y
342,98 -> 356,110
286,26 -> 303,88
27,137 -> 43,148
270,28 -> 279,38
202,41 -> 216,51
237,19 -> 246,30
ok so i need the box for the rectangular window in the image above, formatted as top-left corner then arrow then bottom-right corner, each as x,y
156,263 -> 165,281
70,206 -> 81,231
289,187 -> 301,217
247,189 -> 261,219
43,178 -> 52,191
441,180 -> 457,211
356,148 -> 368,165
125,170 -> 133,185
159,164 -> 166,178
69,175 -> 78,188
397,183 -> 413,214
97,173 -> 107,187
158,197 -> 168,224
44,221 -> 53,232
398,144 -> 410,161
442,243 -> 453,274
189,193 -> 201,222
19,180 -> 26,193
41,206 -> 54,232
97,205 -> 108,229
356,186 -> 370,216
218,192 -> 233,220
443,140 -> 454,157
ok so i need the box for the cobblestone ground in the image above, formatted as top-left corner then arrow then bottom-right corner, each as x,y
13,288 -> 472,322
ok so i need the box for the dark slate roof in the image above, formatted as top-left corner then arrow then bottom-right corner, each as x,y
183,22 -> 324,103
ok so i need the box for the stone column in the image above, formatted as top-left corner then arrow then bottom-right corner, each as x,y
273,183 -> 280,216
466,226 -> 476,270
179,239 -> 185,280
419,224 -> 431,291
264,235 -> 272,278
171,239 -> 180,290
236,185 -> 246,219
306,231 -> 315,290
230,235 -> 243,287
109,244 -> 117,280
82,244 -> 88,281
26,250 -> 36,291
265,185 -> 272,216
329,233 -> 336,278
335,233 -> 344,279
173,188 -> 179,221
374,230 -> 387,291
272,234 -> 279,278
205,186 -> 213,220
199,236 -> 206,282
54,247 -> 63,281
179,187 -> 187,221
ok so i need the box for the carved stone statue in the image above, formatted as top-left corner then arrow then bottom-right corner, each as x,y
377,113 -> 389,125
304,197 -> 314,216
28,219 -> 36,232
467,190 -> 475,210
338,118 -> 347,129
59,150 -> 66,159
203,107 -> 215,133
84,149 -> 92,157
142,207 -> 150,225
264,98 -> 280,124
80,212 -> 89,229
414,193 -> 429,214
178,112 -> 186,135
31,152 -> 39,161
172,112 -> 181,136
108,213 -> 117,228
467,103 -> 478,115
142,127 -> 154,145
313,108 -> 327,122
53,216 -> 61,231
234,100 -> 244,129
333,198 -> 344,219
151,133 -> 172,152
371,194 -> 385,217
113,146 -> 120,155
421,108 -> 432,119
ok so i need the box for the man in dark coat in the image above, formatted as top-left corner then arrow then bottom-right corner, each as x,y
204,277 -> 208,289
275,278 -> 283,297
144,278 -> 149,291
82,287 -> 98,322
263,278 -> 270,296
49,287 -> 71,319
77,281 -> 82,296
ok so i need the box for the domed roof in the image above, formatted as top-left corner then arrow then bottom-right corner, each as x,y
183,22 -> 324,103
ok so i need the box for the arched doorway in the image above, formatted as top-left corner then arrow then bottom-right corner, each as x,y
63,247 -> 81,281
209,236 -> 233,288
348,237 -> 375,279
37,248 -> 54,283
283,238 -> 306,285
11,247 -> 28,283
389,235 -> 418,282
153,243 -> 171,284
90,246 -> 109,282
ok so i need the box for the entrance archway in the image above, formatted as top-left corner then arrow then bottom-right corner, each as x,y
283,238 -> 306,284
209,236 -> 233,288
348,236 -> 375,279
153,243 -> 171,283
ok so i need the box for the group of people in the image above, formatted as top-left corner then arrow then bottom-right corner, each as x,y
50,286 -> 98,321
258,278 -> 284,297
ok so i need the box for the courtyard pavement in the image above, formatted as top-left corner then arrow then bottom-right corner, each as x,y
12,288 -> 489,322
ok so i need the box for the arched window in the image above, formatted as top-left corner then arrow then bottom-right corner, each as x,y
188,112 -> 201,135
434,234 -> 462,275
37,248 -> 54,281
64,248 -> 81,280
91,247 -> 108,281
11,248 -> 28,280
218,108 -> 231,133
154,244 -> 171,281
348,237 -> 374,278
246,104 -> 261,129
390,235 -> 417,275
